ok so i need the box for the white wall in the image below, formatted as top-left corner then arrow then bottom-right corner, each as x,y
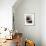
0,0 -> 16,30
41,0 -> 46,46
13,0 -> 41,46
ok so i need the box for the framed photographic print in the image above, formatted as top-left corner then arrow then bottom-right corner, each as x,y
24,13 -> 35,25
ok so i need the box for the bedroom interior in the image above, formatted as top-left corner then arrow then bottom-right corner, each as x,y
0,0 -> 46,46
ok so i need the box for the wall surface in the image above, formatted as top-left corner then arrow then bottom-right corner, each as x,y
41,0 -> 46,46
0,0 -> 16,30
13,0 -> 41,46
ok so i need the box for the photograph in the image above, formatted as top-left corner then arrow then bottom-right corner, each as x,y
24,14 -> 35,25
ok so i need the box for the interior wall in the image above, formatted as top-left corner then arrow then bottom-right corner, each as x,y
41,0 -> 46,46
0,0 -> 16,30
13,0 -> 41,46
